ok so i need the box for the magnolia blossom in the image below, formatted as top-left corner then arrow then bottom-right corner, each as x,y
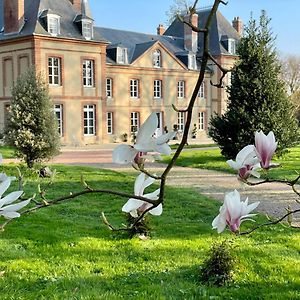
227,145 -> 261,180
113,113 -> 175,164
0,178 -> 30,219
122,173 -> 162,217
212,189 -> 259,233
255,130 -> 277,169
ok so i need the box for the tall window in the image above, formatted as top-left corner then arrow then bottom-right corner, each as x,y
48,57 -> 61,85
198,81 -> 205,99
153,50 -> 161,68
106,78 -> 113,98
54,104 -> 63,136
228,39 -> 236,54
83,59 -> 94,87
154,80 -> 162,99
177,112 -> 185,131
107,112 -> 113,134
83,105 -> 96,135
199,111 -> 205,130
131,112 -> 140,133
47,15 -> 60,36
130,79 -> 139,98
117,47 -> 128,64
177,81 -> 185,98
82,21 -> 93,40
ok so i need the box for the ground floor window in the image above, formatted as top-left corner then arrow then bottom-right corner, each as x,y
54,104 -> 63,136
107,112 -> 113,134
130,112 -> 140,133
83,105 -> 96,135
199,111 -> 205,131
177,112 -> 185,132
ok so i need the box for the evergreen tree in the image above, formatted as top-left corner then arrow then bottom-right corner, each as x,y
209,11 -> 299,158
5,68 -> 60,167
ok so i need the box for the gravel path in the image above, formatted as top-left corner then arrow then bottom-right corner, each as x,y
4,148 -> 300,224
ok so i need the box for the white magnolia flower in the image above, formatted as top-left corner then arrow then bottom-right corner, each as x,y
255,130 -> 277,169
212,190 -> 259,233
113,113 -> 175,164
227,145 -> 261,179
122,173 -> 162,217
0,178 -> 30,219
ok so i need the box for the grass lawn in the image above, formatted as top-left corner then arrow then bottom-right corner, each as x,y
0,146 -> 15,159
0,165 -> 299,299
164,146 -> 300,181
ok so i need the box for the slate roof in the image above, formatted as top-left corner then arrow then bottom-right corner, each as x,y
164,9 -> 240,56
0,0 -> 107,43
96,27 -> 185,64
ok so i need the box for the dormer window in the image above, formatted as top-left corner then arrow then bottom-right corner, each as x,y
47,15 -> 60,36
82,20 -> 93,40
117,47 -> 128,64
188,54 -> 197,70
227,38 -> 236,54
153,50 -> 161,68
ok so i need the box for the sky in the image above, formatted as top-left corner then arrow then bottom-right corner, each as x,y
89,0 -> 300,57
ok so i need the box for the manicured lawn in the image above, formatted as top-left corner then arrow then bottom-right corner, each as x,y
164,146 -> 300,181
0,165 -> 299,299
0,145 -> 15,159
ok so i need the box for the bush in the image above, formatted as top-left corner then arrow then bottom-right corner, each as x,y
200,240 -> 236,286
5,68 -> 60,167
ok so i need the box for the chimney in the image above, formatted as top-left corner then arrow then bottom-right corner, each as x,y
69,0 -> 82,13
232,17 -> 243,36
4,0 -> 24,34
157,24 -> 165,36
184,13 -> 198,53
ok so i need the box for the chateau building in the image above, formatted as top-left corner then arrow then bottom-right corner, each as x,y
0,0 -> 241,146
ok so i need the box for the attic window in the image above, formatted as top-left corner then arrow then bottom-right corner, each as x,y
117,47 -> 128,64
153,50 -> 161,68
82,20 -> 93,40
188,54 -> 197,70
227,38 -> 236,54
47,14 -> 60,36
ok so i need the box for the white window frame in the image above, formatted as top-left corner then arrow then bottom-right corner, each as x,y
117,47 -> 128,64
177,81 -> 185,99
83,105 -> 96,136
130,112 -> 140,133
48,57 -> 61,86
228,38 -> 236,54
106,78 -> 113,98
153,50 -> 161,68
54,104 -> 63,136
198,81 -> 205,99
188,54 -> 197,70
177,112 -> 185,132
199,111 -> 205,131
130,79 -> 139,98
107,112 -> 113,134
82,20 -> 93,40
47,14 -> 60,36
154,80 -> 162,99
83,59 -> 94,87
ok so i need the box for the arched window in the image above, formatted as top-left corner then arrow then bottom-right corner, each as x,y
153,50 -> 161,68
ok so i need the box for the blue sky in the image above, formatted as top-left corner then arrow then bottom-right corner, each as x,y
89,0 -> 299,56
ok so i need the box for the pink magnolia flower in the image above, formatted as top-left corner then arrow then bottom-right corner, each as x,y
122,173 -> 162,217
255,130 -> 277,169
212,190 -> 259,233
113,113 -> 175,164
227,145 -> 260,180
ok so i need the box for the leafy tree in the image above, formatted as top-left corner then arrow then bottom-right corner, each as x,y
5,68 -> 60,167
209,11 -> 299,158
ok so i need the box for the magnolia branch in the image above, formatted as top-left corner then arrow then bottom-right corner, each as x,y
239,208 -> 300,235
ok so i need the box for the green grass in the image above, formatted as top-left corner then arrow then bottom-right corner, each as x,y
164,146 -> 300,181
0,165 -> 299,299
0,145 -> 15,159
170,143 -> 217,150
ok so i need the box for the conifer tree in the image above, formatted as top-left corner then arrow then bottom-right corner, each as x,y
5,68 -> 60,167
209,11 -> 299,158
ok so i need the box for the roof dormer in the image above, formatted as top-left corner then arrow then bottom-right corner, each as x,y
39,10 -> 61,37
74,14 -> 94,40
